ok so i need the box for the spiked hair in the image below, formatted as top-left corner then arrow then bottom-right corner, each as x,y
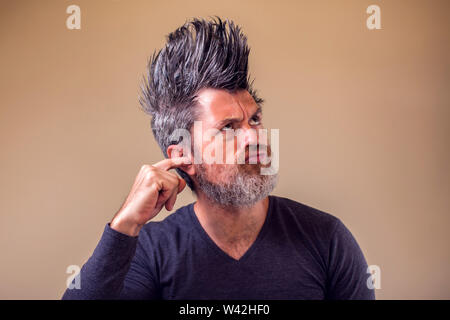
139,16 -> 264,191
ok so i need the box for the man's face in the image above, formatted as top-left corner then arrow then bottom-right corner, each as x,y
189,87 -> 277,207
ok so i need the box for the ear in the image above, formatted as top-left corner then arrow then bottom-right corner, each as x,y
167,144 -> 196,176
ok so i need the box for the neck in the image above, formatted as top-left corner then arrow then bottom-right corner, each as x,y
193,192 -> 270,246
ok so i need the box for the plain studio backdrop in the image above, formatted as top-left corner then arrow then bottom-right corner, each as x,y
0,0 -> 449,299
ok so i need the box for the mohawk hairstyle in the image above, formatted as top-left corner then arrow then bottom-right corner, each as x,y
139,16 -> 264,191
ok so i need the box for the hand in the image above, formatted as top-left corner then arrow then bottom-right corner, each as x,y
110,157 -> 191,236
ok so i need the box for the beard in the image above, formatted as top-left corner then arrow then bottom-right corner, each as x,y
194,159 -> 278,209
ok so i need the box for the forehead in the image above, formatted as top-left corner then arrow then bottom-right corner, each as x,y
195,88 -> 259,125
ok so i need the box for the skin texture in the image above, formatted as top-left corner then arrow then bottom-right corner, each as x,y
184,88 -> 270,260
111,88 -> 271,260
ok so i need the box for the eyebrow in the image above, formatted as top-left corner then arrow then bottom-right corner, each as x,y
214,105 -> 262,129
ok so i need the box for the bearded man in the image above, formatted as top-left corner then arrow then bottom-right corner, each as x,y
62,16 -> 375,300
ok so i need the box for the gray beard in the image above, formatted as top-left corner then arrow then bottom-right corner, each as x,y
195,164 -> 278,208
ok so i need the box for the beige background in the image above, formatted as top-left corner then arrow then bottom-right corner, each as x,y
0,0 -> 449,299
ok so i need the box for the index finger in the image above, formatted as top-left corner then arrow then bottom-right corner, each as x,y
152,157 -> 191,171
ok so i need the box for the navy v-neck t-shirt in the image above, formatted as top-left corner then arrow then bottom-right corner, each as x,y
62,195 -> 375,300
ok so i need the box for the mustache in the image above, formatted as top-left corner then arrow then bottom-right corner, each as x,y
239,144 -> 271,160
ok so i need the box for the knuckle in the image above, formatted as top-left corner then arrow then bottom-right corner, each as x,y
150,180 -> 162,192
146,172 -> 160,184
144,166 -> 156,176
168,172 -> 179,181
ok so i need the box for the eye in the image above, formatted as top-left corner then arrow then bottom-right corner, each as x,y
221,123 -> 233,131
249,115 -> 261,126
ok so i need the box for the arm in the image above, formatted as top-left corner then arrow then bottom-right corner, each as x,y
62,156 -> 191,299
61,223 -> 158,300
325,219 -> 376,300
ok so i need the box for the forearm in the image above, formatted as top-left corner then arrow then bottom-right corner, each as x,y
61,223 -> 139,300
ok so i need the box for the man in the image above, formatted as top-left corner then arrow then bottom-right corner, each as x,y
62,16 -> 375,300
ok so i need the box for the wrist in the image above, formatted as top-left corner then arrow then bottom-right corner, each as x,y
110,216 -> 142,237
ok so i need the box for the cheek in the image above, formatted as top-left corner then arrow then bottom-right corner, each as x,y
204,163 -> 235,182
201,135 -> 238,164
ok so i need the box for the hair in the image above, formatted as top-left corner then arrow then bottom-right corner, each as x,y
139,16 -> 264,191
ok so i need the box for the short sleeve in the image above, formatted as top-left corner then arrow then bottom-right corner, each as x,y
325,219 -> 375,300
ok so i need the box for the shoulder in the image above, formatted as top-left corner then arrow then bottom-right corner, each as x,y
269,195 -> 341,239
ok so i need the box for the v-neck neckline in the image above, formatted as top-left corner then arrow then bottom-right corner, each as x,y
188,195 -> 274,264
